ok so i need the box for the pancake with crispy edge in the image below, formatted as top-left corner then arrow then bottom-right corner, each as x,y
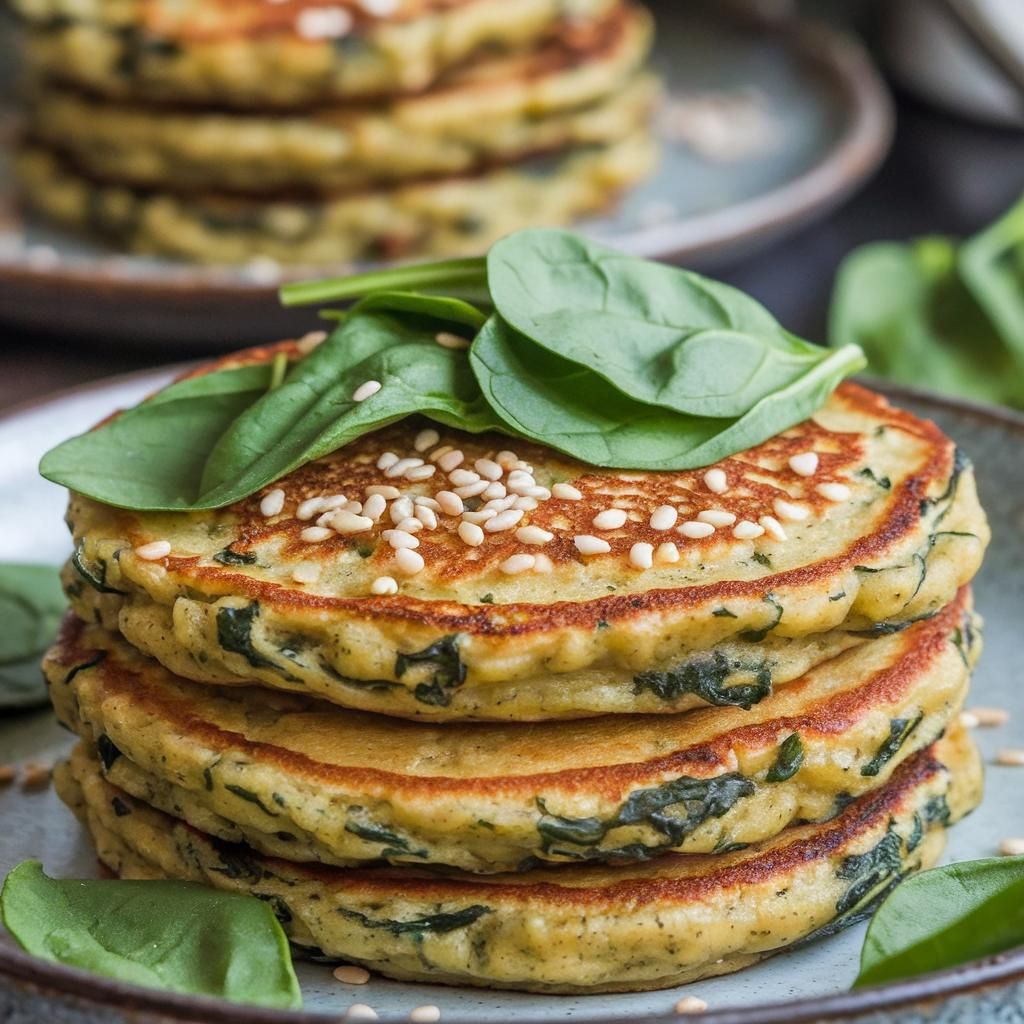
46,591 -> 977,873
28,6 -> 655,195
12,0 -> 616,108
17,133 -> 656,266
56,727 -> 982,993
60,340 -> 989,720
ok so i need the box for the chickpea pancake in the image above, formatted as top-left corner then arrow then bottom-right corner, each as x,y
16,135 -> 655,265
11,0 -> 616,108
28,6 -> 655,195
47,593 -> 976,872
55,729 -> 983,993
61,341 -> 988,720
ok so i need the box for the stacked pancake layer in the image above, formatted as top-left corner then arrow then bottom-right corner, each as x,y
13,0 -> 658,263
47,351 -> 990,993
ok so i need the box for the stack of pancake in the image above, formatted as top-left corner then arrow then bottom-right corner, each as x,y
11,0 -> 658,264
46,343 -> 990,993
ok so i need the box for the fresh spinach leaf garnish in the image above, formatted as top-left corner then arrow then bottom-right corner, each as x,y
0,861 -> 301,1009
854,856 -> 1024,988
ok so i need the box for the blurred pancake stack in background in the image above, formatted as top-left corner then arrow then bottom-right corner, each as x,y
8,0 -> 659,264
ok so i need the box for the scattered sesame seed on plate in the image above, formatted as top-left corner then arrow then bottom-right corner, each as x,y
999,837 -> 1024,856
960,711 -> 980,729
703,468 -> 728,494
593,508 -> 628,530
333,965 -> 371,985
674,995 -> 708,1014
370,576 -> 398,596
964,707 -> 1009,727
21,761 -> 51,789
343,1005 -> 378,1022
996,749 -> 1024,766
409,1007 -> 442,1023
259,488 -> 285,517
414,428 -> 440,453
352,379 -> 382,402
788,451 -> 819,476
135,540 -> 171,560
552,482 -> 583,500
574,535 -> 611,555
0,765 -> 16,785
394,548 -> 425,575
817,482 -> 851,502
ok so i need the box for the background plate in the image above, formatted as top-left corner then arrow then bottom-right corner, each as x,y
0,2 -> 892,347
0,374 -> 1021,1023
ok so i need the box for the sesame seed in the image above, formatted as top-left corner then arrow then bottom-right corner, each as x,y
352,379 -> 381,403
552,483 -> 583,500
574,535 -> 611,555
365,485 -> 401,499
370,576 -> 398,596
428,445 -> 453,463
260,488 -> 285,517
674,995 -> 708,1015
462,510 -> 496,525
500,553 -> 536,574
789,452 -> 819,477
0,765 -> 16,785
630,542 -> 654,569
405,465 -> 436,482
506,475 -> 538,496
435,331 -> 470,350
363,494 -> 387,522
533,553 -> 554,573
384,457 -> 423,479
593,508 -> 628,531
135,540 -> 171,561
458,521 -> 485,547
21,761 -> 51,789
678,521 -> 714,539
527,485 -> 552,500
292,562 -> 321,584
649,506 -> 678,531
320,494 -> 349,511
996,749 -> 1024,766
964,707 -> 1009,727
437,449 -> 465,473
435,491 -> 464,516
296,330 -> 327,354
697,509 -> 736,527
513,496 -> 540,511
516,525 -> 553,545
454,480 -> 489,499
414,429 -> 440,453
414,496 -> 441,511
410,1006 -> 442,1023
475,458 -> 503,481
394,548 -> 424,575
656,542 -> 680,563
390,497 -> 415,524
999,837 -> 1024,856
376,452 -> 399,471
333,965 -> 370,985
415,506 -> 438,530
396,517 -> 423,534
482,482 -> 507,501
817,482 -> 851,502
759,515 -> 787,541
344,1005 -> 378,1022
960,712 -> 980,729
384,529 -> 419,550
513,460 -> 533,472
496,450 -> 519,469
773,498 -> 809,522
327,510 -> 374,535
296,6 -> 354,40
703,468 -> 728,494
342,499 -> 363,514
485,509 -> 524,533
300,527 -> 333,543
733,520 -> 765,540
449,468 -> 480,487
485,496 -> 516,512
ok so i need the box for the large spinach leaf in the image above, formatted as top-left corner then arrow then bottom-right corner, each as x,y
854,856 -> 1024,988
0,861 -> 301,1008
0,564 -> 65,711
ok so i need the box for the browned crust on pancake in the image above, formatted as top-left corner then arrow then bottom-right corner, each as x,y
52,590 -> 967,800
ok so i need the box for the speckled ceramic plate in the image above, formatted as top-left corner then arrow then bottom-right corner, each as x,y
0,373 -> 1022,1023
0,3 -> 892,347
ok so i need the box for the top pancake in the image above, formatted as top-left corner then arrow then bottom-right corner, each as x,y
63,342 -> 989,720
12,0 -> 617,108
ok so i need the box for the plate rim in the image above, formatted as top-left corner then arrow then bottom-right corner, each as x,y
1,371 -> 1021,1023
0,11 -> 893,301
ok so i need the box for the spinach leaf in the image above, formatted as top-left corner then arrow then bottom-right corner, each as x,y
394,634 -> 467,707
632,651 -> 771,710
337,905 -> 491,938
0,564 -> 65,711
0,861 -> 301,1009
860,716 -> 923,777
487,230 -> 864,418
766,733 -> 804,783
854,856 -> 1024,988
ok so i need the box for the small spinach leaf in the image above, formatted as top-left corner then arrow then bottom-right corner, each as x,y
0,861 -> 301,1009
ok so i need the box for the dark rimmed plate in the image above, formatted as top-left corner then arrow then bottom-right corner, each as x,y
0,3 -> 893,348
0,373 -> 1021,1023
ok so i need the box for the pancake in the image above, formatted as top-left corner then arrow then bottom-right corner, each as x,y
11,0 -> 616,108
46,594 -> 977,873
60,338 -> 989,720
27,7 -> 655,195
55,728 -> 983,993
16,134 -> 655,265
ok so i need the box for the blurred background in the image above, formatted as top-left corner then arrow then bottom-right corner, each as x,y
1,0 -> 1023,411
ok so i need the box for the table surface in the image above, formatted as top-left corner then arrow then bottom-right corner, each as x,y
3,83 -> 1024,414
